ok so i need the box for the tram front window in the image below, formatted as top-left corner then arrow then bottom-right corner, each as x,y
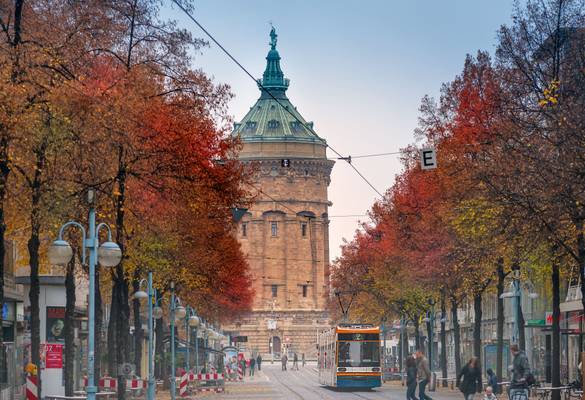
337,340 -> 380,368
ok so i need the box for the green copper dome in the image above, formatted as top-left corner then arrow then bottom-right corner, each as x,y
232,28 -> 325,144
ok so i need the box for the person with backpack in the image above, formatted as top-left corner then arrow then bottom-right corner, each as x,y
509,344 -> 534,400
486,368 -> 498,394
458,357 -> 482,400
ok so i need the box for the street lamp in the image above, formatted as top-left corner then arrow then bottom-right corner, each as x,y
168,282 -> 184,400
499,264 -> 538,345
423,298 -> 436,382
184,307 -> 200,373
48,189 -> 122,400
133,273 -> 155,400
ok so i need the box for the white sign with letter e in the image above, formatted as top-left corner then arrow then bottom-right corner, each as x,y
420,147 -> 437,170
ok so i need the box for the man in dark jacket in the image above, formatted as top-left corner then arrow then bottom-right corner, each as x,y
510,344 -> 531,400
256,354 -> 262,371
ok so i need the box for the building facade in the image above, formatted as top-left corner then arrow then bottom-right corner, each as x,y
226,28 -> 334,358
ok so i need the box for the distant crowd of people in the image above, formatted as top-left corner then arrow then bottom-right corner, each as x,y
280,352 -> 305,371
406,344 -> 532,400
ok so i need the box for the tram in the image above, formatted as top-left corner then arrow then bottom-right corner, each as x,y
317,324 -> 382,389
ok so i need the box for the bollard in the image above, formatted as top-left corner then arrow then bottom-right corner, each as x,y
26,375 -> 38,400
179,374 -> 188,397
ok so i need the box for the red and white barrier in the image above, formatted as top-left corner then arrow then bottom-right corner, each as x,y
26,375 -> 37,400
237,364 -> 243,381
179,374 -> 189,397
196,387 -> 224,393
82,376 -> 147,390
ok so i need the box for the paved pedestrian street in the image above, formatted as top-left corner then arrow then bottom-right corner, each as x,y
194,363 -> 464,400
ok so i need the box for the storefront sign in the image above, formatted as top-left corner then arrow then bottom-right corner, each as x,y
545,311 -> 553,326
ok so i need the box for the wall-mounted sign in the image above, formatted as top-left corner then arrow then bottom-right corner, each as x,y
44,343 -> 63,369
46,306 -> 66,343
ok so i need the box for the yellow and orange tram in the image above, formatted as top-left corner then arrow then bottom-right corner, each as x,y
317,324 -> 382,389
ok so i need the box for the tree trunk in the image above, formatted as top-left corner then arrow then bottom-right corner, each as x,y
28,144 -> 47,399
28,229 -> 41,399
577,227 -> 585,321
440,292 -> 447,386
64,253 -> 76,396
473,291 -> 483,390
107,153 -> 130,400
496,259 -> 505,385
0,140 -> 8,382
155,314 -> 164,380
132,275 -> 143,376
552,257 -> 561,400
451,297 -> 462,377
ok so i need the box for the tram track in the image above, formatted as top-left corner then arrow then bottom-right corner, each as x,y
268,367 -> 337,400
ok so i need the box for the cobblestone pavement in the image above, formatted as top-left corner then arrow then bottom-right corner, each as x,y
178,363 -> 468,400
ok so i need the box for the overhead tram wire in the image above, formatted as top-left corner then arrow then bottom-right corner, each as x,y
171,0 -> 384,198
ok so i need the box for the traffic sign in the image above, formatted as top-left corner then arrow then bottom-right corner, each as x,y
281,159 -> 291,167
420,148 -> 437,170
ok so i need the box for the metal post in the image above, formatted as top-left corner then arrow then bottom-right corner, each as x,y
147,272 -> 154,400
170,282 -> 176,400
186,310 -> 190,372
195,327 -> 199,373
513,278 -> 521,344
86,204 -> 97,400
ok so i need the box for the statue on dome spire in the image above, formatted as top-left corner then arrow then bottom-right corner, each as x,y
269,26 -> 277,50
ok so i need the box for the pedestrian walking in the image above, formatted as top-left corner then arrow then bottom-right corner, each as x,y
293,353 -> 299,370
406,355 -> 419,400
509,344 -> 533,400
250,357 -> 256,377
457,357 -> 482,400
257,354 -> 262,371
241,358 -> 247,377
415,349 -> 433,400
302,353 -> 306,367
486,368 -> 498,394
281,353 -> 288,371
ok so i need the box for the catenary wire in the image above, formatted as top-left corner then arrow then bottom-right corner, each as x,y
170,0 -> 384,197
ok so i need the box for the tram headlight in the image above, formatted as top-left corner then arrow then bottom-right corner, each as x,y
337,367 -> 347,372
372,367 -> 381,372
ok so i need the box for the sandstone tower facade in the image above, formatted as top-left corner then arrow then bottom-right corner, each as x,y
227,28 -> 333,358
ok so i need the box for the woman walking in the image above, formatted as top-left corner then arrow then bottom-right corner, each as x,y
458,357 -> 482,400
406,356 -> 419,400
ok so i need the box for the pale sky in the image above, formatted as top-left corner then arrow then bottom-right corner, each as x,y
166,0 -> 515,260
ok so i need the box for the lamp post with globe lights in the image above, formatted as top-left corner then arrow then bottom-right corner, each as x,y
132,273 -> 155,400
184,307 -> 200,372
169,282 -> 186,400
500,264 -> 539,346
48,189 -> 122,400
